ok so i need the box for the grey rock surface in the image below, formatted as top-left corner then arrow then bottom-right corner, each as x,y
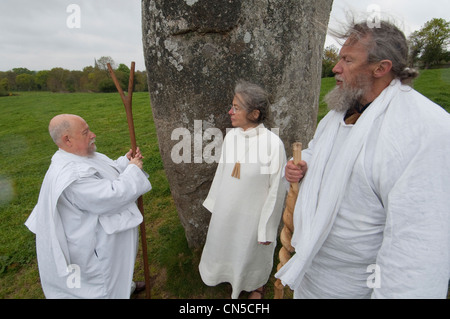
142,0 -> 332,248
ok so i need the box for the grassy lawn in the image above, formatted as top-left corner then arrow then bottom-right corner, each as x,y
0,91 -> 228,299
0,69 -> 448,299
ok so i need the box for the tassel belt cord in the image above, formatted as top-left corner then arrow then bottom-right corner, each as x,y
231,161 -> 241,179
230,133 -> 259,180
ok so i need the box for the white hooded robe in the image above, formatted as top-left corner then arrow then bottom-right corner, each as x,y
25,149 -> 152,298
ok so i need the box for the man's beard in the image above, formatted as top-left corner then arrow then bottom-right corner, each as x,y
324,74 -> 372,112
87,138 -> 97,155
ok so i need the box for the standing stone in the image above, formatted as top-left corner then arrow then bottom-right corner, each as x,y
142,0 -> 333,248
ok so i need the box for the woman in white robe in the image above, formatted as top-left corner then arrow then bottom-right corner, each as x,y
199,81 -> 287,299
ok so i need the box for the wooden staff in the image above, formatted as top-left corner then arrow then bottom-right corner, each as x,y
107,62 -> 151,299
274,142 -> 302,299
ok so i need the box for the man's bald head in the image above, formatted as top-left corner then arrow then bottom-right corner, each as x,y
48,114 -> 97,156
48,114 -> 82,147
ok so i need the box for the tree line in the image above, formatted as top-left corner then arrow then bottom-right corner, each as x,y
0,56 -> 148,96
322,18 -> 450,78
2,18 -> 448,95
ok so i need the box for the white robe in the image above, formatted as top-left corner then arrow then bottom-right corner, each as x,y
276,80 -> 450,298
25,149 -> 152,299
199,124 -> 287,299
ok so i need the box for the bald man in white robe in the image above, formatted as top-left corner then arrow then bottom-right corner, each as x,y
25,114 -> 152,298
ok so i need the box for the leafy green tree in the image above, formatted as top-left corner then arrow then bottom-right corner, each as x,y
0,78 -> 10,91
35,71 -> 49,90
2,56 -> 150,93
0,78 -> 10,96
134,71 -> 148,92
115,64 -> 131,90
322,45 -> 339,78
98,78 -> 117,92
3,70 -> 19,90
96,56 -> 116,71
409,18 -> 450,68
15,74 -> 35,91
47,68 -> 69,92
65,71 -> 82,92
12,68 -> 33,75
117,64 -> 130,73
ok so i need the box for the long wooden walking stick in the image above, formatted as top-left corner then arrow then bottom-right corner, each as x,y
107,62 -> 151,299
274,142 -> 302,299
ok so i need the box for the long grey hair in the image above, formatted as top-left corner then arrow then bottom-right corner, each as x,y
332,20 -> 419,84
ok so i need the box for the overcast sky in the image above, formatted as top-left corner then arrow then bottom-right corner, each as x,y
1,0 -> 449,72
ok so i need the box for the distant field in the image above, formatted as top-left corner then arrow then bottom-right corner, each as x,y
0,69 -> 448,299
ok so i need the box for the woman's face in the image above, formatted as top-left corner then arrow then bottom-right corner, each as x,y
229,94 -> 258,131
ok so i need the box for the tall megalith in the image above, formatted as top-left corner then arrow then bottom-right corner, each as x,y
142,0 -> 333,248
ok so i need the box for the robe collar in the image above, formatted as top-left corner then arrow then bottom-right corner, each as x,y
236,123 -> 265,138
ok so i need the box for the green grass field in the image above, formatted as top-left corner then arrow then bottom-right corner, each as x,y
0,69 -> 449,299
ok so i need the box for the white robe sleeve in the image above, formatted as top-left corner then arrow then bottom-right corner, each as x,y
66,164 -> 151,215
114,155 -> 130,172
372,119 -> 450,298
203,136 -> 228,213
202,163 -> 224,213
257,136 -> 287,243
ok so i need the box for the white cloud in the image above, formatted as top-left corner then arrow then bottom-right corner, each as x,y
0,0 -> 144,71
0,0 -> 449,71
326,0 -> 450,48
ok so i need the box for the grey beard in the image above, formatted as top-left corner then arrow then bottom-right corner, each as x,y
324,85 -> 364,113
